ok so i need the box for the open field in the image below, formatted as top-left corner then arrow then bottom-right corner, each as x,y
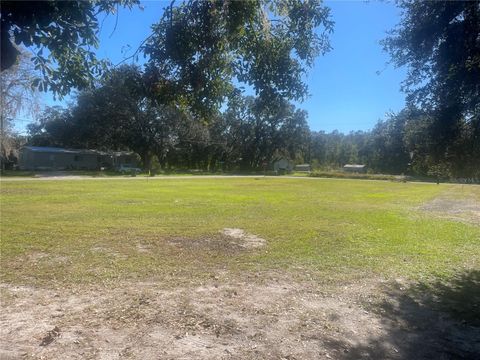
1,178 -> 479,359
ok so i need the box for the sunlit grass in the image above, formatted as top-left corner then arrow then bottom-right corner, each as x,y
1,178 -> 478,286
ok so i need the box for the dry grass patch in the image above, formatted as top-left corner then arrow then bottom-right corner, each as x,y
420,196 -> 480,225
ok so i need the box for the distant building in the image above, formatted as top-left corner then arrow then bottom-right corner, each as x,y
343,164 -> 366,173
109,151 -> 138,170
294,164 -> 311,172
273,157 -> 293,173
18,146 -> 137,171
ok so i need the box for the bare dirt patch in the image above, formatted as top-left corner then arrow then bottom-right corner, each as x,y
221,228 -> 266,249
168,235 -> 246,254
167,229 -> 266,254
419,194 -> 480,225
90,246 -> 128,259
1,271 -> 478,359
24,252 -> 70,266
135,243 -> 152,253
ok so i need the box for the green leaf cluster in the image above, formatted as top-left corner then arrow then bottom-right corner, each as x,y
143,0 -> 333,120
1,0 -> 140,97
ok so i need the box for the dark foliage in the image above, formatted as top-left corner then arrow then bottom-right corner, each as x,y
382,0 -> 480,164
1,0 -> 140,96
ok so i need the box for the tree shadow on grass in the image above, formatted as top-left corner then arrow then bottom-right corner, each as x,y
327,270 -> 480,359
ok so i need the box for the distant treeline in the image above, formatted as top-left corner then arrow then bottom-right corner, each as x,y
24,66 -> 479,180
311,107 -> 479,180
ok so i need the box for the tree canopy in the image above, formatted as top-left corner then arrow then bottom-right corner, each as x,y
2,0 -> 333,110
1,48 -> 40,170
382,0 -> 479,174
139,0 -> 333,120
1,49 -> 40,123
1,0 -> 140,96
382,1 -> 479,143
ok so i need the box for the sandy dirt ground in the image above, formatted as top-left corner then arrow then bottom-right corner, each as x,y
1,271 -> 479,360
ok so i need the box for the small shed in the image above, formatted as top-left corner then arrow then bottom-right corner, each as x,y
273,157 -> 293,173
294,164 -> 311,172
343,164 -> 366,173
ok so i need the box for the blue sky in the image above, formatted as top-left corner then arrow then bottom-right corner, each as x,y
37,0 -> 407,134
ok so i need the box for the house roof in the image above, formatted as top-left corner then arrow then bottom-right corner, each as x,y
343,164 -> 366,168
111,151 -> 135,156
22,146 -> 101,155
272,156 -> 291,162
22,146 -> 135,157
23,146 -> 78,154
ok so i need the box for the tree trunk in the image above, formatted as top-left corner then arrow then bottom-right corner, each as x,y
141,151 -> 152,172
157,154 -> 167,170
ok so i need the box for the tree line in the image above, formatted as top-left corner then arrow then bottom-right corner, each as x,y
311,108 -> 479,179
25,63 -> 479,179
26,65 -> 310,172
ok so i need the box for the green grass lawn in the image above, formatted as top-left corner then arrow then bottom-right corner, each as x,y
1,177 -> 479,286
